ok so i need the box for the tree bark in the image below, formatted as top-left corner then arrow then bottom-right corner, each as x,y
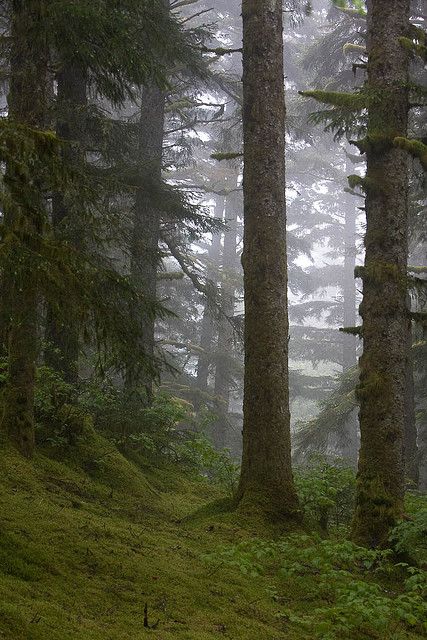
352,0 -> 410,547
1,0 -> 49,457
44,62 -> 87,384
237,0 -> 300,520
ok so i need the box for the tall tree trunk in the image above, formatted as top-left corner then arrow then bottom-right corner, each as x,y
404,311 -> 419,487
341,191 -> 359,464
196,196 -> 224,395
124,86 -> 165,402
352,0 -> 410,547
44,62 -> 87,384
1,0 -> 48,457
213,188 -> 239,449
237,0 -> 300,520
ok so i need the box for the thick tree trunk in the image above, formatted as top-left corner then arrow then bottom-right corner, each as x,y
124,86 -> 165,402
237,0 -> 300,520
1,0 -> 48,457
213,188 -> 239,449
44,62 -> 87,384
352,0 -> 410,547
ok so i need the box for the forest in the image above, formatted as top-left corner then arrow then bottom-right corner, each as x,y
0,0 -> 426,638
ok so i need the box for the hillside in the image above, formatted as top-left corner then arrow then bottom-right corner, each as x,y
0,437 -> 426,640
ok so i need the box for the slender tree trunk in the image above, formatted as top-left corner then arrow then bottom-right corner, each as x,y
1,0 -> 48,457
404,310 -> 419,487
44,62 -> 87,384
352,0 -> 410,547
237,0 -> 300,520
196,196 -> 224,395
125,86 -> 165,402
213,188 -> 239,449
342,193 -> 359,464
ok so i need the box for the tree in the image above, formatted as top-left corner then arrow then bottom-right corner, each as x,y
1,0 -> 50,457
236,0 -> 300,520
124,85 -> 166,402
351,0 -> 411,547
0,0 -> 203,456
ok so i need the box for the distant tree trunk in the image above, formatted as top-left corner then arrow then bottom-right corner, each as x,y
237,0 -> 300,520
352,0 -> 410,547
213,188 -> 239,449
196,195 -> 224,395
341,194 -> 359,464
1,0 -> 49,457
44,62 -> 87,384
124,86 -> 165,402
404,312 -> 419,487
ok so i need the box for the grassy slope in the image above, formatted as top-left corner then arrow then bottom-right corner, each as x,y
0,435 -> 425,640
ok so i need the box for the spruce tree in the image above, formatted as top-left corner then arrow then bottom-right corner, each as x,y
1,0 -> 50,457
351,0 -> 411,547
237,0 -> 300,520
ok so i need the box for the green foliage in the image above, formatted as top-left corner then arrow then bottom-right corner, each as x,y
390,497 -> 427,567
295,459 -> 356,530
34,366 -> 92,447
332,0 -> 366,15
205,533 -> 427,638
80,384 -> 190,455
294,367 -> 359,459
48,0 -> 205,105
177,433 -> 240,495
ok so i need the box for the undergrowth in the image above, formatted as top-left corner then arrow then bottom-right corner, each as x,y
0,368 -> 426,639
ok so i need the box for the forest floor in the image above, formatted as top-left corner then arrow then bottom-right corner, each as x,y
0,435 -> 426,640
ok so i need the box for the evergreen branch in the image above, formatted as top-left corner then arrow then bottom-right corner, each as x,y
211,152 -> 243,161
201,46 -> 242,56
339,326 -> 363,337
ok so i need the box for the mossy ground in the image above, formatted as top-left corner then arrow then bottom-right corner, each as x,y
0,435 -> 424,639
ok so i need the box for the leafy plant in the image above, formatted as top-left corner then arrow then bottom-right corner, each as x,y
176,433 -> 240,495
204,534 -> 427,638
390,497 -> 427,567
295,457 -> 356,531
34,366 -> 92,447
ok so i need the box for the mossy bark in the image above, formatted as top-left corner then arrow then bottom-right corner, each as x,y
237,0 -> 300,521
45,61 -> 87,384
1,0 -> 49,457
351,0 -> 410,547
124,86 -> 165,402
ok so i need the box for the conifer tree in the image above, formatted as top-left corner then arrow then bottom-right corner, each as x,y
351,0 -> 411,546
236,0 -> 300,520
0,0 -> 203,456
1,0 -> 50,457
